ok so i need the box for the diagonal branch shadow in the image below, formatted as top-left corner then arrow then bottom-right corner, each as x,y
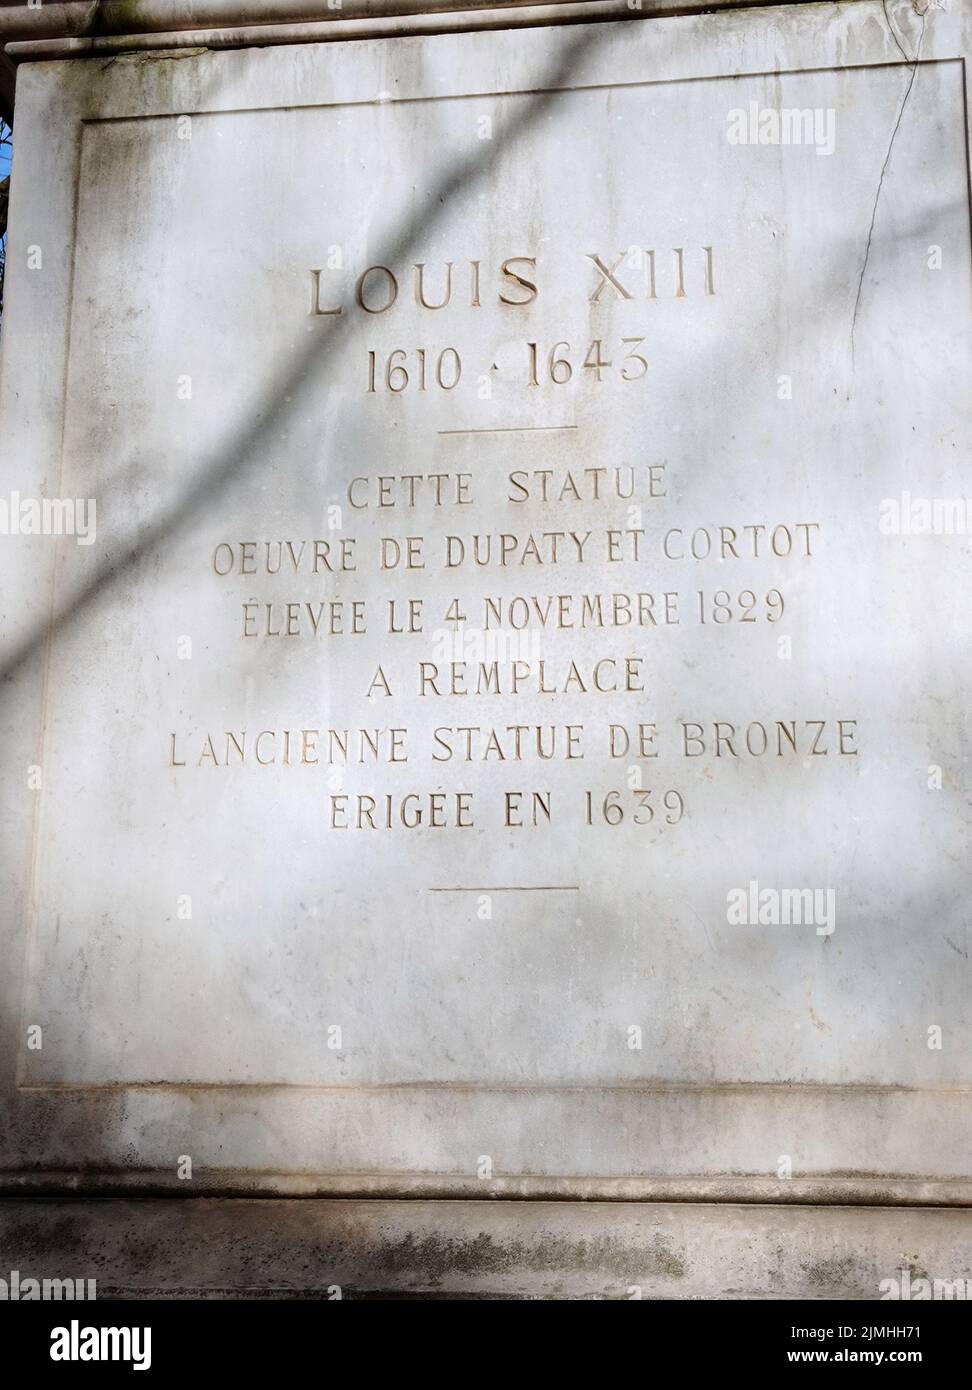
0,20 -> 613,689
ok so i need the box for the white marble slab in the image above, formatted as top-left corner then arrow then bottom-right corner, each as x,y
0,0 -> 970,1193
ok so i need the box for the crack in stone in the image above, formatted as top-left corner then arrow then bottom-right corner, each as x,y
882,0 -> 911,62
851,5 -> 928,359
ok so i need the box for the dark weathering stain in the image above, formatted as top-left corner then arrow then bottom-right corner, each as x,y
801,1255 -> 859,1290
364,1229 -> 688,1284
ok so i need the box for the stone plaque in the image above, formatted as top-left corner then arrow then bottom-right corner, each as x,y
1,1 -> 970,1198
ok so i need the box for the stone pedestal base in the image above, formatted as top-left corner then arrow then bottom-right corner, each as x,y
2,1199 -> 970,1299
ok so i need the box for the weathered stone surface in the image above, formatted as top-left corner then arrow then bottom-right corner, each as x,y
0,1 -> 970,1255
3,1197 -> 972,1299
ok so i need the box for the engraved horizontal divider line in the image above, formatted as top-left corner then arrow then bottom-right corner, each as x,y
71,57 -> 956,128
438,424 -> 577,434
428,885 -> 580,891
